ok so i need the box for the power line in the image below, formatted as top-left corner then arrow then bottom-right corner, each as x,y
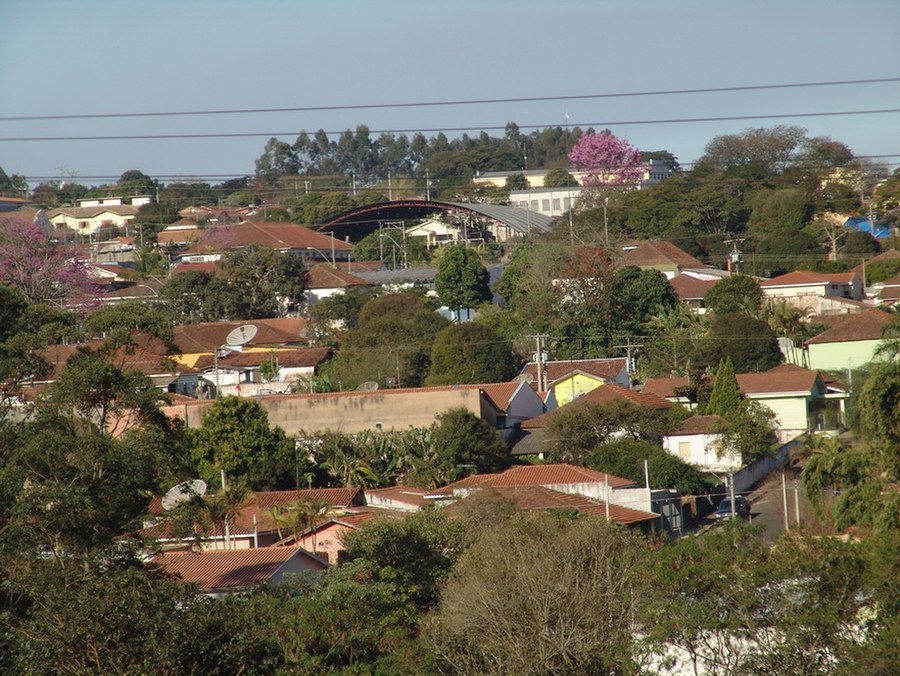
2,108 -> 899,142
2,77 -> 897,122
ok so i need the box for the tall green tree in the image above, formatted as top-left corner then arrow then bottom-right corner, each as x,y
704,274 -> 763,316
427,408 -> 510,485
425,323 -> 520,385
705,357 -> 743,417
434,244 -> 491,317
215,244 -> 307,319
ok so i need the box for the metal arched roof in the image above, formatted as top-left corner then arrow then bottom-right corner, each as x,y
315,199 -> 553,240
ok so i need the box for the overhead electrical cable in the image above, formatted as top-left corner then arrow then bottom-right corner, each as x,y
1,77 -> 897,122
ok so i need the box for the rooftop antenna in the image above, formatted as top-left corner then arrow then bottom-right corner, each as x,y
214,324 -> 258,397
357,381 -> 380,391
161,479 -> 208,510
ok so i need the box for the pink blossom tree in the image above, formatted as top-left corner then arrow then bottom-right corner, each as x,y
568,130 -> 647,189
0,218 -> 96,307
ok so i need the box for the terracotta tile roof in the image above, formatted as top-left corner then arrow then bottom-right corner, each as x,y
40,341 -> 176,380
438,463 -> 636,494
364,486 -> 431,508
443,485 -> 657,525
520,358 -> 627,385
478,381 -> 524,411
521,384 -> 670,430
669,273 -> 719,300
192,346 -> 331,370
253,487 -> 365,511
640,377 -> 690,400
306,264 -> 369,289
736,364 -> 820,395
181,221 -> 353,254
153,546 -> 324,591
851,249 -> 900,274
174,319 -> 307,353
759,270 -> 859,287
619,240 -> 704,269
805,309 -> 895,344
157,225 -> 202,245
670,414 -> 727,435
171,261 -> 219,275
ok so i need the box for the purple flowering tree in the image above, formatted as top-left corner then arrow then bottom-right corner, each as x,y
0,218 -> 96,307
568,130 -> 647,190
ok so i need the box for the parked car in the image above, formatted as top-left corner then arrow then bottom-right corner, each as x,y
714,495 -> 751,520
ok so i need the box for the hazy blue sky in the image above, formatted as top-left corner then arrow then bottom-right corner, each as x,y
1,0 -> 898,186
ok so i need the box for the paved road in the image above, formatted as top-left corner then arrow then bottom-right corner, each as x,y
745,466 -> 811,541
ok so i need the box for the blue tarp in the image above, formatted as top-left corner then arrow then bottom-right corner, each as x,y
844,216 -> 891,239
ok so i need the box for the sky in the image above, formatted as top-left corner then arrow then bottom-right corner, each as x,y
1,0 -> 898,188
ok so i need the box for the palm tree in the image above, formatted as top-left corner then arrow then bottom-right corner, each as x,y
293,497 -> 330,553
203,483 -> 249,549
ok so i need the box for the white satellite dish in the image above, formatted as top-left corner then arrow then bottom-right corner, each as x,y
161,479 -> 208,510
225,324 -> 258,347
357,381 -> 380,391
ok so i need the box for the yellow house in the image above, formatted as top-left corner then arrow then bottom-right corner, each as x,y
519,358 -> 630,406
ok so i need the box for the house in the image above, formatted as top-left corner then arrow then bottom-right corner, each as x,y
510,384 -> 671,458
669,273 -> 719,314
509,187 -> 582,218
759,270 -> 865,313
292,512 -> 379,565
803,309 -> 895,371
618,240 -> 708,280
139,487 -> 366,552
430,463 -> 653,515
152,546 -> 327,597
162,380 -> 546,439
157,222 -> 203,247
472,161 -> 670,190
183,346 -> 332,398
405,217 -> 465,247
519,357 -> 630,406
868,274 -> 900,309
47,204 -> 139,235
642,364 -> 848,442
662,414 -> 740,472
364,486 -> 431,512
304,264 -> 369,306
440,485 -> 659,527
173,221 -> 353,265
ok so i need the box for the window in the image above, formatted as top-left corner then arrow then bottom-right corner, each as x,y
552,198 -> 561,210
678,441 -> 691,458
542,199 -> 550,211
495,414 -> 508,429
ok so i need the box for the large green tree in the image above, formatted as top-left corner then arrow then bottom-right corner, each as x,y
425,322 -> 520,385
704,274 -> 763,315
434,244 -> 491,317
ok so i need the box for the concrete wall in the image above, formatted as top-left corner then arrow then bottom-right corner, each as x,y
731,439 -> 800,493
164,387 -> 485,435
808,339 -> 881,371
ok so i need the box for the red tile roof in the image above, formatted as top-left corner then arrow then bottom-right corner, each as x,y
478,381 -> 525,411
253,487 -> 364,511
444,485 -> 657,525
439,463 -> 636,493
759,270 -> 859,287
619,240 -> 704,269
153,546 -> 324,591
640,377 -> 690,400
174,319 -> 307,353
306,264 -> 369,289
669,273 -> 719,300
670,414 -> 727,435
805,309 -> 895,344
192,346 -> 332,370
851,249 -> 900,275
520,358 -> 627,385
735,364 -> 820,395
181,221 -> 353,255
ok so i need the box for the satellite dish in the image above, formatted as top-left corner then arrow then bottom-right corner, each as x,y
161,479 -> 208,510
225,324 -> 258,347
357,381 -> 380,391
516,373 -> 535,384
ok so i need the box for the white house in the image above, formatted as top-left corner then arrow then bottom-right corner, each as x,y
663,415 -> 741,472
759,270 -> 865,313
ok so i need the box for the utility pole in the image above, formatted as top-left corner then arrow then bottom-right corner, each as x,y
729,474 -> 736,518
388,170 -> 393,201
782,472 -> 790,532
425,169 -> 431,200
528,334 -> 548,392
612,339 -> 643,377
723,238 -> 745,275
793,479 -> 801,528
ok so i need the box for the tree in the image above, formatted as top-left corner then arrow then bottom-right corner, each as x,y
568,130 -> 647,191
255,137 -> 300,180
330,292 -> 449,388
425,323 -> 519,385
698,125 -> 808,174
434,244 -> 491,317
352,229 -> 429,265
704,273 -> 763,315
705,357 -> 743,417
504,173 -> 528,190
701,312 -> 782,372
189,396 -> 297,489
543,167 -> 578,188
215,244 -> 307,319
0,218 -> 96,307
610,266 -> 678,339
588,438 -> 708,493
427,408 -> 510,485
428,512 -> 649,674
